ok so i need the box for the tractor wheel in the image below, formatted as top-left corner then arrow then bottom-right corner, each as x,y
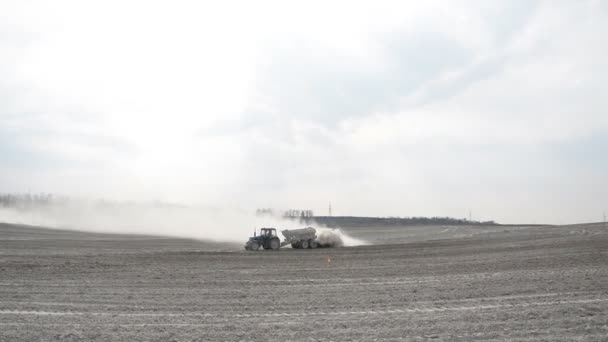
291,242 -> 300,249
270,238 -> 280,250
248,242 -> 259,251
300,239 -> 309,249
309,240 -> 318,249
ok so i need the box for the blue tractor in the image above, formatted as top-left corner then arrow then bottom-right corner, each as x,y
244,228 -> 281,251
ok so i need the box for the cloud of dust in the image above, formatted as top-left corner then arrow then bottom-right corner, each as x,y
315,227 -> 367,247
0,200 -> 264,243
0,200 -> 367,246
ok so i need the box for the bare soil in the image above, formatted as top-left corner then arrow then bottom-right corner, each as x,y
1,222 -> 607,341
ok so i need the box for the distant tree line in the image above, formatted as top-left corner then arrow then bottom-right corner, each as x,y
296,215 -> 496,227
0,193 -> 200,212
255,208 -> 275,216
255,208 -> 496,226
283,209 -> 314,218
0,193 -> 62,209
255,208 -> 314,218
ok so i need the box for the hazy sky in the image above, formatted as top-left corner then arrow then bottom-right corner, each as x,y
1,1 -> 607,224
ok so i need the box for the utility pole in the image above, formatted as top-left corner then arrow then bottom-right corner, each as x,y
329,202 -> 332,217
469,210 -> 472,222
604,211 -> 606,229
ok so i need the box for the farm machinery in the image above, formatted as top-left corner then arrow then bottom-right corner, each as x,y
244,227 -> 327,251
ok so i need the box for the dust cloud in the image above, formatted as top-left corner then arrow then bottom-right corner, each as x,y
315,227 -> 367,247
0,201 -> 252,243
0,199 -> 367,246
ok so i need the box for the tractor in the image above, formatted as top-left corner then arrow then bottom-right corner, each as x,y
244,228 -> 281,250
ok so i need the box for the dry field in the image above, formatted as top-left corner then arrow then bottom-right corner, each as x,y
1,222 -> 607,341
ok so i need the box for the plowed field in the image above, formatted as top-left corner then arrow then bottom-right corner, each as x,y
1,223 -> 607,341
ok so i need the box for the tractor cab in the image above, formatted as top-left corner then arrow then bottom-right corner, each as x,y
260,228 -> 277,237
245,227 -> 281,251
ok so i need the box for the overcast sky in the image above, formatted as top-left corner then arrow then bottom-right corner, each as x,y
1,1 -> 607,224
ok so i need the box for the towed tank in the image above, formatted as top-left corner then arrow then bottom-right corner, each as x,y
281,227 -> 318,249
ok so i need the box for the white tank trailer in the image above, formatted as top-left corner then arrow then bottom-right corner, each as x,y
244,227 -> 334,250
282,227 -> 319,249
